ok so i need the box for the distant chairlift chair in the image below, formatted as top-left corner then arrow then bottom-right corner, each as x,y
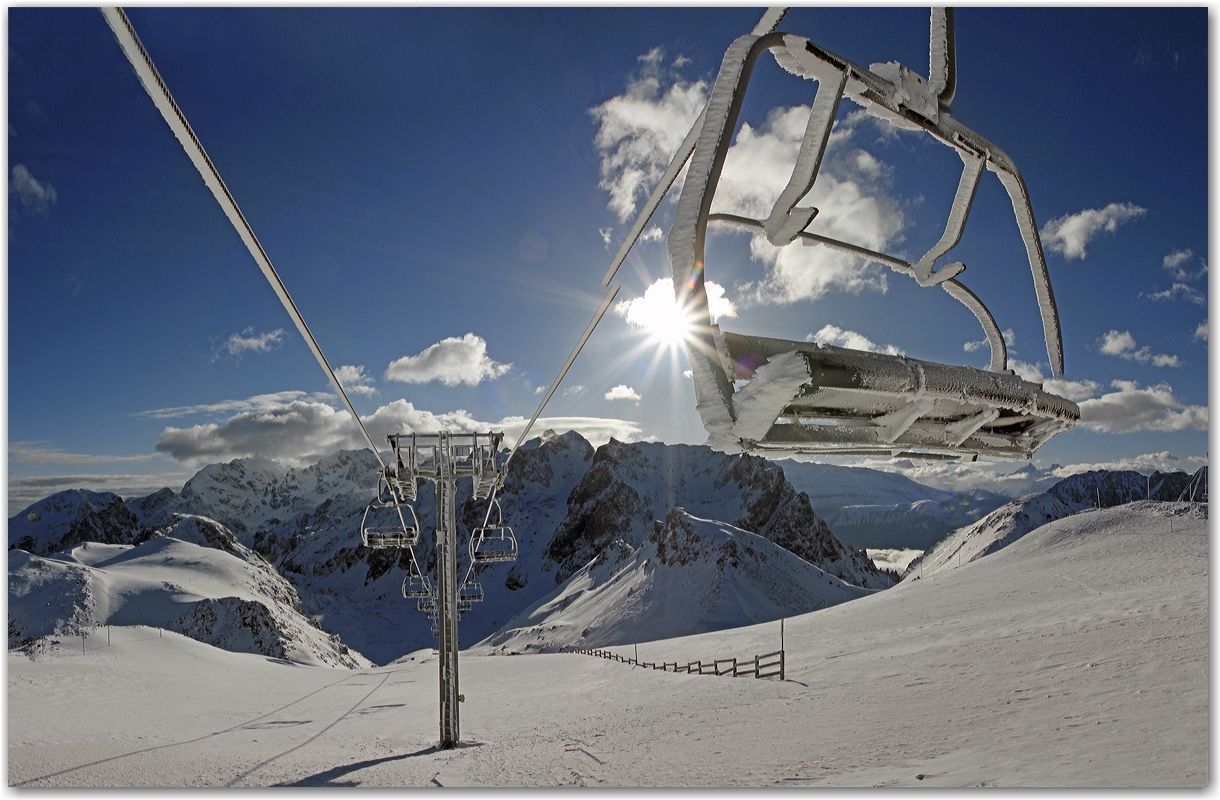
469,499 -> 518,563
670,8 -> 1080,461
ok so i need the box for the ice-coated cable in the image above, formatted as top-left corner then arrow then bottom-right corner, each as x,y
100,7 -> 390,473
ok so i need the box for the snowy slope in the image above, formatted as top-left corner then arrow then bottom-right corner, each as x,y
10,432 -> 892,664
478,508 -> 874,653
8,501 -> 1206,787
905,467 -> 1204,581
8,515 -> 369,668
903,492 -> 1074,580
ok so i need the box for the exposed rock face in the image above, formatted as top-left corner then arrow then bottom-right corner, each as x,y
8,490 -> 140,555
1047,469 -> 1196,511
543,439 -> 890,589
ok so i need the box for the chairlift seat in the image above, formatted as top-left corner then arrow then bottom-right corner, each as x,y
712,330 -> 1079,460
470,525 -> 518,563
362,527 -> 420,549
402,573 -> 434,599
459,581 -> 484,603
360,498 -> 421,548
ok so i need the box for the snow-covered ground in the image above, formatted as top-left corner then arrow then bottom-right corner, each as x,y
9,501 -> 1205,787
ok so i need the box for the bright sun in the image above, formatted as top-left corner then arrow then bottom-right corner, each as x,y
619,278 -> 696,346
617,277 -> 737,348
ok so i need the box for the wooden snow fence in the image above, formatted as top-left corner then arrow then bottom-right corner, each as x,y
564,646 -> 785,681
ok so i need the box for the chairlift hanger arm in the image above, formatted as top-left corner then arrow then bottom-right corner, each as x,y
100,7 -> 390,471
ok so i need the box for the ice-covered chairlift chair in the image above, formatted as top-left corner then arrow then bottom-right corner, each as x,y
670,8 -> 1080,460
469,498 -> 518,563
360,474 -> 422,548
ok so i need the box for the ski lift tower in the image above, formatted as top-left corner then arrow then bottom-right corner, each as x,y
364,431 -> 514,749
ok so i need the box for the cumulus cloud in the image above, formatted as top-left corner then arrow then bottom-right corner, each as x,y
1194,320 -> 1208,342
866,548 -> 922,574
154,396 -> 642,467
225,327 -> 286,356
616,277 -> 736,330
1039,202 -> 1145,260
335,365 -> 376,397
1144,282 -> 1206,306
604,385 -> 641,401
714,108 -> 904,304
384,333 -> 511,387
590,47 -> 708,222
10,164 -> 57,215
806,324 -> 903,356
1007,359 -> 1100,402
592,61 -> 906,306
1097,330 -> 1179,367
1078,380 -> 1207,433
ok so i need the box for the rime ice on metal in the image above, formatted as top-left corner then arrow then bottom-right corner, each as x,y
667,7 -> 1079,461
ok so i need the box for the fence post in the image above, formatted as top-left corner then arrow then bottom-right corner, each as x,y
781,649 -> 785,681
754,655 -> 760,678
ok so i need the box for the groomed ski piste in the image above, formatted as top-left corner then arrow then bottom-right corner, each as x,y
9,500 -> 1206,787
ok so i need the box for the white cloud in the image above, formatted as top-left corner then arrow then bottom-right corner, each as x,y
1161,249 -> 1207,281
562,385 -> 586,397
9,441 -> 160,467
1162,249 -> 1192,269
592,61 -> 905,306
1097,330 -> 1179,367
225,327 -> 286,356
1145,282 -> 1206,306
639,225 -> 665,243
10,164 -> 57,215
590,48 -> 708,222
136,391 -> 336,420
153,396 -> 641,467
384,333 -> 511,387
1040,202 -> 1145,260
599,227 -> 613,248
806,324 -> 903,356
604,385 -> 641,401
1007,359 -> 1099,402
714,107 -> 904,305
1194,320 -> 1207,342
616,277 -> 736,330
866,548 -> 923,574
965,328 -> 1015,353
534,385 -> 547,395
1047,451 -> 1193,479
335,365 -> 376,397
1078,380 -> 1208,433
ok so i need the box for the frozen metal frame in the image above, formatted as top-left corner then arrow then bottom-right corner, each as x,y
381,431 -> 510,749
666,7 -> 1079,460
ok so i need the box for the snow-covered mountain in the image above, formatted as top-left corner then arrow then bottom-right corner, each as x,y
478,507 -> 876,654
543,439 -> 890,589
9,431 -> 889,665
8,514 -> 369,668
904,466 -> 1205,580
779,460 -> 1009,550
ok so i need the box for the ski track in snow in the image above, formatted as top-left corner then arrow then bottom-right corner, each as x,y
8,502 -> 1207,787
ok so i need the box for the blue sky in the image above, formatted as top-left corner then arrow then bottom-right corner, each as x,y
7,7 -> 1210,512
